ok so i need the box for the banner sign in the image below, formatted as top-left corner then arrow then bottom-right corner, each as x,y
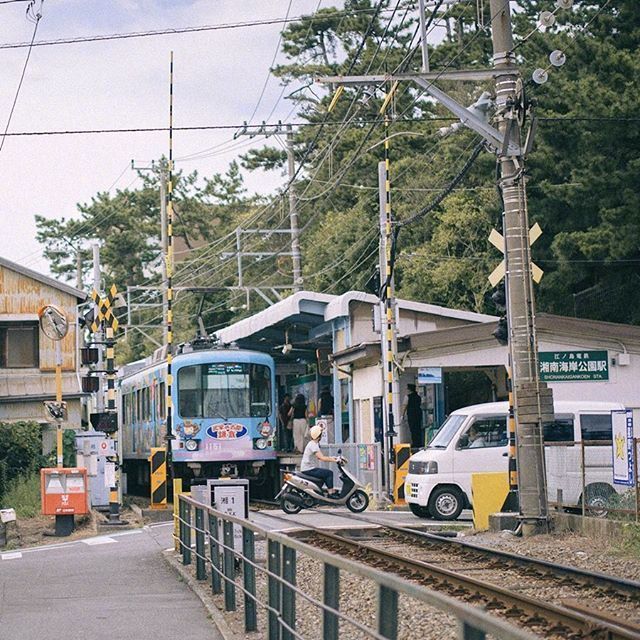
418,367 -> 443,385
539,350 -> 609,381
612,410 -> 634,486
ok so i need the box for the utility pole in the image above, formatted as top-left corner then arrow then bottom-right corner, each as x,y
234,122 -> 302,291
489,0 -> 551,535
318,0 -> 554,534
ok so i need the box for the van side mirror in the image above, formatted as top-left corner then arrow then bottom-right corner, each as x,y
458,435 -> 469,449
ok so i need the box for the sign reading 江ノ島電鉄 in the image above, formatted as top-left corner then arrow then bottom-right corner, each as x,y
612,410 -> 634,486
538,350 -> 609,381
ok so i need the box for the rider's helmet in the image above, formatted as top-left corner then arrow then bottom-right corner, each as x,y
309,424 -> 323,440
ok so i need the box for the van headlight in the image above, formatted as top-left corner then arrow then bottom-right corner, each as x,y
409,460 -> 438,474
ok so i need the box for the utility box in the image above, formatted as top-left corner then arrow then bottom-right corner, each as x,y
76,431 -> 114,508
41,468 -> 89,516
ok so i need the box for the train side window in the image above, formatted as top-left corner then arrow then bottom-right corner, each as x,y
159,382 -> 166,419
580,414 -> 612,441
135,390 -> 140,424
543,415 -> 574,443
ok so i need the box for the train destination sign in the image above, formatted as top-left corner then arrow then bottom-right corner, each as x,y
538,350 -> 609,381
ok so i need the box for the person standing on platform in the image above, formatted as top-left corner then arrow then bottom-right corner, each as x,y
402,384 -> 424,450
318,386 -> 334,416
278,394 -> 293,452
290,393 -> 309,454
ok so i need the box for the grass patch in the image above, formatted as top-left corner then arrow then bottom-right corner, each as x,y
2,473 -> 41,518
616,523 -> 640,558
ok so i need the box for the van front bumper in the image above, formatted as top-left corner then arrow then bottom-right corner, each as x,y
404,473 -> 434,506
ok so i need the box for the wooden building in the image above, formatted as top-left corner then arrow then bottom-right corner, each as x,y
0,256 -> 86,449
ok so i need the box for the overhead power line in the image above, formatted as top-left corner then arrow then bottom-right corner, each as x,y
0,6 -> 400,50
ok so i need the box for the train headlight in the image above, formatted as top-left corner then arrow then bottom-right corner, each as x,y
259,422 -> 272,437
185,439 -> 199,452
253,438 -> 268,450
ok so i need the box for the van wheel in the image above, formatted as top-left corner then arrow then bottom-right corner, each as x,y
409,503 -> 431,519
582,483 -> 615,518
428,487 -> 464,520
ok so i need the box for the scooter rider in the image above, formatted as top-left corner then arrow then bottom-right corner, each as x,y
300,424 -> 339,495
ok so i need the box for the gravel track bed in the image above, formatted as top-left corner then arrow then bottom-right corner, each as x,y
362,537 -> 640,628
179,539 -> 479,640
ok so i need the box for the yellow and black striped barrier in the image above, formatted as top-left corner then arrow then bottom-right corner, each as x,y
393,443 -> 412,504
149,447 -> 167,509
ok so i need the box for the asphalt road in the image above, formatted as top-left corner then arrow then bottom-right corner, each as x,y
0,524 -> 221,640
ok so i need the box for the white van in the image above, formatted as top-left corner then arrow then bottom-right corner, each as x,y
404,400 -> 625,520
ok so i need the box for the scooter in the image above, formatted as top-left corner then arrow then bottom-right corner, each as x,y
276,451 -> 370,514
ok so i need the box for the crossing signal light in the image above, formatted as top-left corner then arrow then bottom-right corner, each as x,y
365,265 -> 381,296
493,316 -> 509,346
491,283 -> 508,345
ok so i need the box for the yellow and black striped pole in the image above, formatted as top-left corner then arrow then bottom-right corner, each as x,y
165,52 -> 175,463
502,366 -> 520,511
149,447 -> 167,509
105,323 -> 120,521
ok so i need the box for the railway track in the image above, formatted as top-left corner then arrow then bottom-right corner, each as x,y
253,509 -> 640,639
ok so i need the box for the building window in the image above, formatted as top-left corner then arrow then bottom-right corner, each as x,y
0,322 -> 39,368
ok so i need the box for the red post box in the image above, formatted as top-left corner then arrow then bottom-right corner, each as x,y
41,468 -> 89,516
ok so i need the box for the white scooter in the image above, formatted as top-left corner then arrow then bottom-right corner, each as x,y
276,451 -> 370,514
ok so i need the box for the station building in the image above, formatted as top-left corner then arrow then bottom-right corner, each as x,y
0,256 -> 86,450
215,290 -> 640,447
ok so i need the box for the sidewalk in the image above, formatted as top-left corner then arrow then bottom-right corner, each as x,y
0,526 -> 221,640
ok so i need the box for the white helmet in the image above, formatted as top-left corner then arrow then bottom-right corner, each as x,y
309,424 -> 323,440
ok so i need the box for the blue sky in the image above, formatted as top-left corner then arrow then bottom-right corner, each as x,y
0,0 -> 322,275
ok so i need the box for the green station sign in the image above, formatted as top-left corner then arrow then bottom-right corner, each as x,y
539,350 -> 609,381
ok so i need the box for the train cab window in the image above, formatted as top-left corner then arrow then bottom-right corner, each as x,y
178,362 -> 272,419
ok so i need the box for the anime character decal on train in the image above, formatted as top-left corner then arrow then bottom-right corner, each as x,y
120,341 -> 277,486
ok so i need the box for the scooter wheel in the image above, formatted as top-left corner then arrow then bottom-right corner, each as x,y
280,494 -> 302,515
346,489 -> 369,513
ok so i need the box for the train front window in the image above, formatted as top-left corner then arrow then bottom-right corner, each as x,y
178,363 -> 271,419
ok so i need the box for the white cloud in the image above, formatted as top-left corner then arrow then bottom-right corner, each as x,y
0,0 -> 323,275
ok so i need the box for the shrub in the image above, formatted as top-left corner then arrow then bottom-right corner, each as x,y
0,421 -> 45,502
1,473 -> 41,518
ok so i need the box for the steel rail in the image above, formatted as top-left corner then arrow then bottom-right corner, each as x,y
300,529 -> 640,640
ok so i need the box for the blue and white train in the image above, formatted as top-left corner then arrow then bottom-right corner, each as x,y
119,339 -> 277,489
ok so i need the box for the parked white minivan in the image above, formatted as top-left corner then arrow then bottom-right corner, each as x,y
404,400 -> 626,520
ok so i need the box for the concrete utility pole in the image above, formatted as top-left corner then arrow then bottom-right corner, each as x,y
489,0 -> 552,535
318,0 -> 553,534
234,122 -> 302,291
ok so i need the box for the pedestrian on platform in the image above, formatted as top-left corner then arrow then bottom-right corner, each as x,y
300,424 -> 339,495
402,384 -> 424,449
317,386 -> 334,416
290,393 -> 309,454
278,394 -> 293,452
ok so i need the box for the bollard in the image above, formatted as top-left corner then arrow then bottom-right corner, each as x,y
281,546 -> 296,640
242,527 -> 257,632
195,507 -> 206,580
222,520 -> 236,611
209,513 -> 222,594
179,500 -> 187,564
378,585 -> 398,640
173,479 -> 183,552
323,564 -> 340,640
267,540 -> 281,640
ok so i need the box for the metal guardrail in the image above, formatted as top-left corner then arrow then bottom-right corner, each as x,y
175,494 -> 535,640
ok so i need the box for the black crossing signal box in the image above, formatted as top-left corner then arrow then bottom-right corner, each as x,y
89,412 -> 118,434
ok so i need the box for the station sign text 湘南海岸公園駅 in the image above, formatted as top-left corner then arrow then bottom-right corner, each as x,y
538,350 -> 609,382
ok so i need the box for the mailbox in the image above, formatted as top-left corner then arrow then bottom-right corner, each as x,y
41,468 -> 89,516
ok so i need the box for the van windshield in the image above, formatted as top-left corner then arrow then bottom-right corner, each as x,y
428,414 -> 467,448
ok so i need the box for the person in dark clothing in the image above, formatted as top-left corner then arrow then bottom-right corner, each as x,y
290,393 -> 309,453
318,386 -> 334,416
402,384 -> 424,449
278,394 -> 293,452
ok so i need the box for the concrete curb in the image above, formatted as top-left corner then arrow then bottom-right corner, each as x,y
130,503 -> 174,522
162,549 -> 239,640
